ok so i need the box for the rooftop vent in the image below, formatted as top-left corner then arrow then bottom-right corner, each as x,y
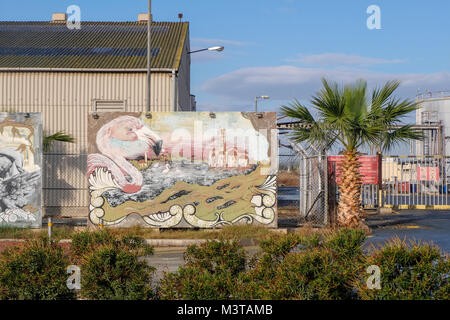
51,13 -> 67,22
138,13 -> 149,22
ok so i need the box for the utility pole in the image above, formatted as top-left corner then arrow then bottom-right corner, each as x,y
146,0 -> 152,113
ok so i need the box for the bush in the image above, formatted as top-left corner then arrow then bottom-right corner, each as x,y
71,229 -> 155,300
80,245 -> 155,300
184,239 -> 246,275
70,228 -> 449,300
71,229 -> 153,262
0,238 -> 75,300
356,238 -> 450,300
238,248 -> 359,300
157,231 -> 366,300
325,228 -> 366,261
70,229 -> 116,261
158,240 -> 246,300
234,229 -> 365,300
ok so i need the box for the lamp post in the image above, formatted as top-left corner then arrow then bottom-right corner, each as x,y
188,46 -> 225,54
255,95 -> 270,112
146,0 -> 152,113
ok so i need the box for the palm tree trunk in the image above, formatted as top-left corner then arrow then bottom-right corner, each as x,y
337,150 -> 363,228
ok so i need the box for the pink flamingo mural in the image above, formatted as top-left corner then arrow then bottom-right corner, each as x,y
88,116 -> 163,193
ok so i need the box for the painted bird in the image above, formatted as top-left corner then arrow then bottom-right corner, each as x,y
88,116 -> 163,193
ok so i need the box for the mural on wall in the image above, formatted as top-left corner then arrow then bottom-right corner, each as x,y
87,112 -> 278,228
0,113 -> 42,228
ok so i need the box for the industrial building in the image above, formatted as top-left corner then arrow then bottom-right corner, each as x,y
0,13 -> 194,219
415,91 -> 450,156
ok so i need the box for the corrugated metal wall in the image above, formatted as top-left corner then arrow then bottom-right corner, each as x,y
0,71 -> 175,217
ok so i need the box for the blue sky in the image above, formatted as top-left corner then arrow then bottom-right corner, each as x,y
1,0 -> 450,116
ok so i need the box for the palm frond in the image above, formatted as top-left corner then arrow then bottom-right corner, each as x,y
280,99 -> 315,123
288,121 -> 337,150
344,79 -> 368,121
43,131 -> 75,152
371,80 -> 401,112
282,78 -> 422,154
381,125 -> 424,152
382,98 -> 420,125
311,78 -> 347,125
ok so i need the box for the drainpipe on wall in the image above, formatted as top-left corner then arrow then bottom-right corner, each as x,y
172,69 -> 178,111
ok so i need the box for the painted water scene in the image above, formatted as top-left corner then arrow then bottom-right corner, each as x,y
87,112 -> 278,228
0,113 -> 42,228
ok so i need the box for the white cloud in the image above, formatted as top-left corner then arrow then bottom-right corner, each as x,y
199,65 -> 450,101
287,53 -> 407,66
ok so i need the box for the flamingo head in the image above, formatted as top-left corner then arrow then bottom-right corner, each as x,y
99,116 -> 163,159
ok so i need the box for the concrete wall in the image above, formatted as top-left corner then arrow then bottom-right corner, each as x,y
87,112 -> 278,228
0,112 -> 42,227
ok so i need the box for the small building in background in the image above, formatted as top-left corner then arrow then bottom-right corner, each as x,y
0,13 -> 193,219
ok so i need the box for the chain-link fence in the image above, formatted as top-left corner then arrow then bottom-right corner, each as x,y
289,142 -> 329,227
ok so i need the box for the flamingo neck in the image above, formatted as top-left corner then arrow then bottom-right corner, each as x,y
108,154 -> 143,191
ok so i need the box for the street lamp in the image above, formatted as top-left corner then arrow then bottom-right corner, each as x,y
255,95 -> 270,112
188,46 -> 225,54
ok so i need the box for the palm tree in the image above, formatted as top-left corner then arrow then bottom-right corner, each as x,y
43,131 -> 75,152
281,79 -> 422,228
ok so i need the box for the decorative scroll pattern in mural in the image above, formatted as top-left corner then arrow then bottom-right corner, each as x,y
87,112 -> 277,228
0,113 -> 42,228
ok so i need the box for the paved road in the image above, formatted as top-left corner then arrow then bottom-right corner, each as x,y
366,210 -> 450,253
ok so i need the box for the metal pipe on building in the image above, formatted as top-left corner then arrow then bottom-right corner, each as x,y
172,69 -> 177,111
146,0 -> 152,113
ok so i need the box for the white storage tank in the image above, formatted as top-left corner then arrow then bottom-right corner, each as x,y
415,92 -> 450,156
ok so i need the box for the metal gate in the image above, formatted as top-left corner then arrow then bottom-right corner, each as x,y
380,155 -> 450,209
351,155 -> 450,210
292,143 -> 329,226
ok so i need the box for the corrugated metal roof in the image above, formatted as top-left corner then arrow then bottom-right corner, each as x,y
0,21 -> 188,70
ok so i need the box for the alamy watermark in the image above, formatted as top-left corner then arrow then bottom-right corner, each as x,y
367,5 -> 381,30
66,5 -> 81,30
66,265 -> 81,290
366,265 -> 381,289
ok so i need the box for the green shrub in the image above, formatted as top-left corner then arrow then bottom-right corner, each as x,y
159,266 -> 236,300
325,228 -> 366,261
70,229 -> 153,262
70,229 -> 116,260
156,229 -> 449,300
158,240 -> 246,300
357,238 -> 450,300
238,247 -> 360,300
184,239 -> 246,275
72,229 -> 155,300
0,238 -> 75,300
80,245 -> 155,300
234,230 -> 364,300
